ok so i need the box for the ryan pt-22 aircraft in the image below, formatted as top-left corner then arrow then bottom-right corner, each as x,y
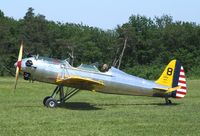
14,43 -> 187,108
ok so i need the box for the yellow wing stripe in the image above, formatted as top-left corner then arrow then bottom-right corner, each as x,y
56,76 -> 104,85
56,75 -> 104,90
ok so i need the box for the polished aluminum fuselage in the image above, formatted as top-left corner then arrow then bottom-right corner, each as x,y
21,57 -> 168,97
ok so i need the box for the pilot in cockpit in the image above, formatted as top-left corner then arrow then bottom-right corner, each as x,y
101,64 -> 109,72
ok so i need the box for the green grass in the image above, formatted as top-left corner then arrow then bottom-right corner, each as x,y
0,77 -> 200,136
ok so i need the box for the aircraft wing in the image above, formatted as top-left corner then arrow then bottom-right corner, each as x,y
56,76 -> 104,90
153,86 -> 181,94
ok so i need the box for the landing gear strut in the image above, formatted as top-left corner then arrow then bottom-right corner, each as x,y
43,85 -> 80,108
165,97 -> 172,105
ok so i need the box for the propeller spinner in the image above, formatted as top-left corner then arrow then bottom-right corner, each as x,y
14,42 -> 23,90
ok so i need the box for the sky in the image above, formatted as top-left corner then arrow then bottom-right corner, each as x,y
0,0 -> 200,30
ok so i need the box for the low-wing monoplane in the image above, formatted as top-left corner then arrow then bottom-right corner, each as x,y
14,43 -> 187,108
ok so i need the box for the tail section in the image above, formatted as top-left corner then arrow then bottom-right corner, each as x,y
156,60 -> 187,99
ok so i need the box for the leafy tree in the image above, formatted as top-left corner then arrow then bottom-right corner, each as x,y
0,8 -> 200,79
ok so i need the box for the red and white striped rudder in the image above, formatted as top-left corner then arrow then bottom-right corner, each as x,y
176,66 -> 187,99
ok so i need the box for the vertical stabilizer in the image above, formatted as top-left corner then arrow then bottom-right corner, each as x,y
156,60 -> 187,98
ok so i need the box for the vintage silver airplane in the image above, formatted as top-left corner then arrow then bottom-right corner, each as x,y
14,43 -> 187,108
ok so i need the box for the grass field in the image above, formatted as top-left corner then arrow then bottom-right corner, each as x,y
0,77 -> 200,136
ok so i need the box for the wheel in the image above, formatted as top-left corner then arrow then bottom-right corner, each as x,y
43,96 -> 51,106
166,99 -> 172,105
168,100 -> 172,104
45,98 -> 57,108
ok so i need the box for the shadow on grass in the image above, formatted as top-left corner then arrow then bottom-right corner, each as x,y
155,103 -> 180,106
94,102 -> 180,107
58,102 -> 102,110
58,102 -> 180,110
14,102 -> 180,110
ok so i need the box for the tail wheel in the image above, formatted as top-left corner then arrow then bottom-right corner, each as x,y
167,100 -> 172,104
165,97 -> 172,105
45,98 -> 57,108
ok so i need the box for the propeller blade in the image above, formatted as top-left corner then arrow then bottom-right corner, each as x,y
14,67 -> 19,89
14,43 -> 23,90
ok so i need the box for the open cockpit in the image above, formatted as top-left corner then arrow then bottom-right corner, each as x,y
33,55 -> 111,73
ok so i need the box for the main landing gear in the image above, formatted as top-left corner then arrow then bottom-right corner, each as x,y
43,85 -> 80,108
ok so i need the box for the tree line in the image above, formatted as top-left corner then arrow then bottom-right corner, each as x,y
0,7 -> 200,79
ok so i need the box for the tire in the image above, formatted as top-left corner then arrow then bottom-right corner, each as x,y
43,96 -> 51,106
168,100 -> 172,104
45,98 -> 57,108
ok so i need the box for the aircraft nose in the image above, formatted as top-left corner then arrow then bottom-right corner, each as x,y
14,62 -> 17,67
14,59 -> 24,69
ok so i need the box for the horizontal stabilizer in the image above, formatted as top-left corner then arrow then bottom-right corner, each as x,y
153,86 -> 181,94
